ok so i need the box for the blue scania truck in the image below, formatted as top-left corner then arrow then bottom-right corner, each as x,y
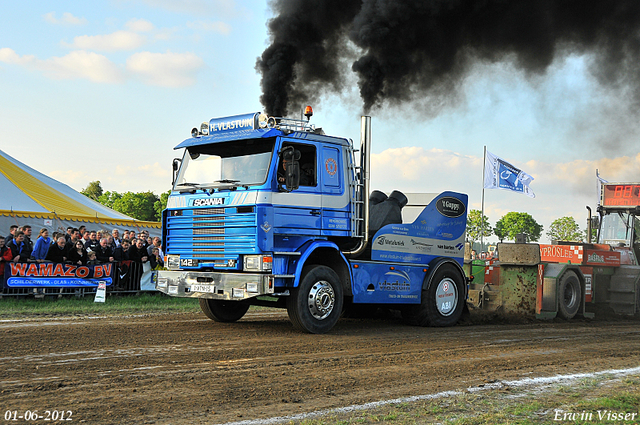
155,110 -> 469,333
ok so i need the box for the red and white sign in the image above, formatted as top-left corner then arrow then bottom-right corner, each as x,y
484,259 -> 500,285
540,245 -> 583,264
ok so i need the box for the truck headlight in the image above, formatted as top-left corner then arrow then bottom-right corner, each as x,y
243,255 -> 272,272
167,255 -> 180,270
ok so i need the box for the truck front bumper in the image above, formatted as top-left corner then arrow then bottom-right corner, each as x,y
155,270 -> 274,300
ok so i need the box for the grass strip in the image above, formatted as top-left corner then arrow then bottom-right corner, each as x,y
289,375 -> 640,425
0,292 -> 201,318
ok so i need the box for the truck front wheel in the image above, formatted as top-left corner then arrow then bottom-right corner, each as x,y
402,263 -> 465,327
557,270 -> 581,320
287,265 -> 344,334
200,299 -> 250,322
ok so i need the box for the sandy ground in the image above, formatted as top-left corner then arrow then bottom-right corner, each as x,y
1,310 -> 639,424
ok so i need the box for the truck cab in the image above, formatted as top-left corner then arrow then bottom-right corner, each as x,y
597,183 -> 640,265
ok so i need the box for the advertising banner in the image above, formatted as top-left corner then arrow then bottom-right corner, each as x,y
539,244 -> 583,264
3,262 -> 114,288
584,250 -> 621,266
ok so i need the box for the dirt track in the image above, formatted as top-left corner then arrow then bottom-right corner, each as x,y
1,311 -> 639,424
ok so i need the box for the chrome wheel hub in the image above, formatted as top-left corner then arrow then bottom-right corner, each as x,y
308,281 -> 335,320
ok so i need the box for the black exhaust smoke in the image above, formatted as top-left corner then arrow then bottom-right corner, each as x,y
257,0 -> 640,117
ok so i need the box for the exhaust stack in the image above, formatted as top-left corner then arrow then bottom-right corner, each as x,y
344,116 -> 371,256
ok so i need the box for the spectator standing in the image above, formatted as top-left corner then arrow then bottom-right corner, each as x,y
95,238 -> 115,263
21,225 -> 34,259
64,227 -> 74,245
32,228 -> 52,262
85,231 -> 99,253
6,231 -> 28,262
45,237 -> 68,263
70,228 -> 81,244
111,229 -> 121,248
68,241 -> 87,265
5,225 -> 18,246
86,250 -> 98,265
81,231 -> 91,245
0,236 -> 14,279
129,239 -> 149,264
113,239 -> 131,261
147,237 -> 164,266
149,246 -> 162,269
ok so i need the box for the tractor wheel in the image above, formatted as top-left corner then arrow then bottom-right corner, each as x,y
402,263 -> 465,327
287,265 -> 344,334
200,299 -> 250,322
557,270 -> 581,319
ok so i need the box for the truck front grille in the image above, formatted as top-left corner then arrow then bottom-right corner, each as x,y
165,205 -> 257,263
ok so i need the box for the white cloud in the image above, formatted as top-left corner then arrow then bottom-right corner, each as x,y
187,20 -> 231,35
66,31 -> 147,52
1,47 -> 206,87
126,51 -> 204,87
0,48 -> 124,84
43,51 -> 125,83
43,12 -> 87,25
125,18 -> 155,33
0,48 -> 35,65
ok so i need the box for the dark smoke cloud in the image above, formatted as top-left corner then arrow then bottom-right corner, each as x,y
257,0 -> 640,117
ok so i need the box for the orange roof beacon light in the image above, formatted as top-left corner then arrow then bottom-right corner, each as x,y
304,105 -> 313,121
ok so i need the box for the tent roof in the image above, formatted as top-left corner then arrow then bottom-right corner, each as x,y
0,149 -> 160,228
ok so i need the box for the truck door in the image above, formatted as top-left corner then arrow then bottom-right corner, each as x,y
320,146 -> 350,236
272,141 -> 322,236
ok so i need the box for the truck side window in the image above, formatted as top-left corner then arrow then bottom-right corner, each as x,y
282,142 -> 316,187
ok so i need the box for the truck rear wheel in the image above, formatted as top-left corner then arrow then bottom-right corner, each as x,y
287,265 -> 344,334
557,270 -> 581,320
402,263 -> 465,327
200,299 -> 250,322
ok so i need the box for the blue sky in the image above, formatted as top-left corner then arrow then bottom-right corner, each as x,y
1,0 -> 639,243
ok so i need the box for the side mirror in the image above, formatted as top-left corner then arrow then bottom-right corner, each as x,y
285,161 -> 300,191
590,216 -> 600,232
172,158 -> 181,186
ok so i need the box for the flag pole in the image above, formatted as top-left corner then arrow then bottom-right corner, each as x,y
481,146 -> 486,253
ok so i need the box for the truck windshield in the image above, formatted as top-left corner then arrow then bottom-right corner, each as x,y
599,212 -> 638,246
174,138 -> 275,190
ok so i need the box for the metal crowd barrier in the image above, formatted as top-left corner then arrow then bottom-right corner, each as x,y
0,261 -> 149,298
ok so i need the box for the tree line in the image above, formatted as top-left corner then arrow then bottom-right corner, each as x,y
466,210 -> 587,245
81,181 -> 169,222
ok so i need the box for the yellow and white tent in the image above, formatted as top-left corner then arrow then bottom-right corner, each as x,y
0,149 -> 160,235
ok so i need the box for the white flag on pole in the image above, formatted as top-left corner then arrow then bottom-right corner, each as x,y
484,150 -> 535,198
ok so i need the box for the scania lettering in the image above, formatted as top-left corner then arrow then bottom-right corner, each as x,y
157,109 -> 469,333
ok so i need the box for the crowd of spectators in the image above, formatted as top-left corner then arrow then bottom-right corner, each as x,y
0,225 -> 164,274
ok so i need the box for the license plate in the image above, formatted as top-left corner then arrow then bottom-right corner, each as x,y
181,258 -> 199,267
190,284 -> 215,293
